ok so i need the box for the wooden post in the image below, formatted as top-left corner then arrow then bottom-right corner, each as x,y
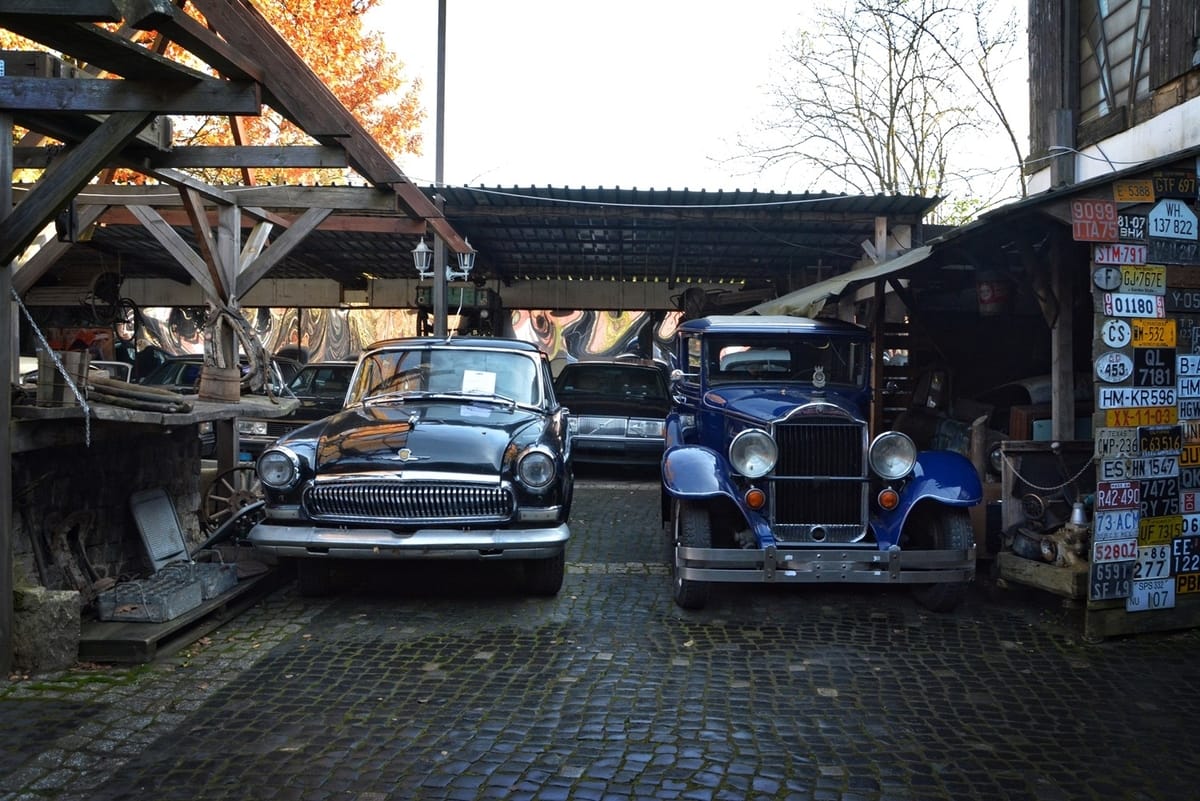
870,279 -> 886,435
1,110 -> 14,673
1050,237 -> 1075,441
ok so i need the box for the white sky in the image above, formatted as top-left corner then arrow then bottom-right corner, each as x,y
366,1 -> 1028,196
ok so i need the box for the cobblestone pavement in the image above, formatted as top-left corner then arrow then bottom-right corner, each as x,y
4,472 -> 1200,801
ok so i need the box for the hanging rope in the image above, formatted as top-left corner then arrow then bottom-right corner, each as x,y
1001,451 -> 1093,493
203,305 -> 277,400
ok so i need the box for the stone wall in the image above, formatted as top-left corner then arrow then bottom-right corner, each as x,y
12,423 -> 203,596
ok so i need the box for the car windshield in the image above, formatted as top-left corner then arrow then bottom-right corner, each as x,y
288,365 -> 353,398
140,359 -> 201,386
706,336 -> 867,388
351,346 -> 542,406
555,365 -> 666,401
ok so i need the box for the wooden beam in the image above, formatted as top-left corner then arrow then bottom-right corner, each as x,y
0,1 -> 120,20
240,220 -> 273,269
16,109 -> 173,154
74,183 -> 404,212
216,203 -> 240,302
149,4 -> 263,82
178,187 -> 225,302
237,206 -> 331,295
0,17 -> 212,81
127,203 -> 222,302
0,110 -> 154,266
94,205 -> 423,233
191,0 -> 470,255
1,109 -> 14,674
12,202 -> 108,294
0,76 -> 261,114
143,145 -> 348,169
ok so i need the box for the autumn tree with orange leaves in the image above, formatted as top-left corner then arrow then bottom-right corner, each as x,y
1,0 -> 424,185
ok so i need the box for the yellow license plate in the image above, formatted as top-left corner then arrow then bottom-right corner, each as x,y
1106,407 -> 1178,427
1139,515 -> 1183,546
1132,318 -> 1176,347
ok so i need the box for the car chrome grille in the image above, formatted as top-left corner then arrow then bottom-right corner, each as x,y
267,421 -> 299,438
305,480 -> 514,525
771,418 -> 868,543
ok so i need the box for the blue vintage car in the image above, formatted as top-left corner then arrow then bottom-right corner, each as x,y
248,337 -> 573,596
661,315 -> 981,611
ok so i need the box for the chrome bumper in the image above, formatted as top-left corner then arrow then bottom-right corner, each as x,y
249,522 -> 570,560
676,544 -> 976,584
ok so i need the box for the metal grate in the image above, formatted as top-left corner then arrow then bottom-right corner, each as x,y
774,419 -> 865,477
771,418 -> 868,541
305,480 -> 514,525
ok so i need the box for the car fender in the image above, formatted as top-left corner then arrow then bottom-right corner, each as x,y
872,450 -> 983,546
662,445 -> 737,501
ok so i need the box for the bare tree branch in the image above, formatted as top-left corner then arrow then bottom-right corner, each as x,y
737,0 -> 1025,222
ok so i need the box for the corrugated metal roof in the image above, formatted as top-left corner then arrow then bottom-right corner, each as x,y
43,186 -> 941,295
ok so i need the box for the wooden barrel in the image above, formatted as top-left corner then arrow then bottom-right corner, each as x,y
198,365 -> 241,402
37,350 -> 89,406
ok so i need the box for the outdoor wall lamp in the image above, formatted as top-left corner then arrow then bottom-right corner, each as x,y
411,237 -> 477,281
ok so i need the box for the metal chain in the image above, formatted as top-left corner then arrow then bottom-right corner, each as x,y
11,286 -> 91,445
1001,451 -> 1092,492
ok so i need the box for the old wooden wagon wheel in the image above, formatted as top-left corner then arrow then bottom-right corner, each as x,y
201,465 -> 263,533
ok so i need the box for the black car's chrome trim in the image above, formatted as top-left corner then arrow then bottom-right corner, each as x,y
303,477 -> 516,525
250,521 -> 570,561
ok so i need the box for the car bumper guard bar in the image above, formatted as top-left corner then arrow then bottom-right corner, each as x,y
676,544 -> 976,584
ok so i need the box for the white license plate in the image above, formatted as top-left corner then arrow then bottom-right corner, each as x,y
1093,539 -> 1138,563
1127,578 -> 1176,612
1135,545 -> 1171,580
1094,428 -> 1138,459
1093,509 -> 1139,541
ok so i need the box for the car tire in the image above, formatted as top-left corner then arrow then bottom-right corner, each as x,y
296,560 -> 333,597
672,500 -> 711,610
523,551 -> 565,596
908,507 -> 973,613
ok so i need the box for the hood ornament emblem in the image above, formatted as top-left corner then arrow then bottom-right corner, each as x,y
812,366 -> 827,389
392,448 -> 427,463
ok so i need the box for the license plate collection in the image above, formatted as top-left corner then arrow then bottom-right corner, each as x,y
1091,339 -> 1200,611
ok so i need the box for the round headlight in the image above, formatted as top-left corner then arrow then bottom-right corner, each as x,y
869,432 -> 917,480
729,429 -> 777,478
258,447 -> 300,490
988,443 -> 1004,476
518,449 -> 556,489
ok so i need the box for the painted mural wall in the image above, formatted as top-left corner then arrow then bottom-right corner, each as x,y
49,306 -> 685,379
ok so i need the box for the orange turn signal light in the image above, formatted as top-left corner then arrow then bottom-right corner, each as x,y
745,487 -> 767,510
877,488 -> 900,510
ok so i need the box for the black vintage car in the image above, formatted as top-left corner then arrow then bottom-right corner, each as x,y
248,337 -> 574,596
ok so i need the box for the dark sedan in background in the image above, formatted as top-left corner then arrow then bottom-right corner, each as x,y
237,361 -> 355,460
553,359 -> 670,467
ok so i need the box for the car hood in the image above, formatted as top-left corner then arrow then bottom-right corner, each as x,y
703,385 -> 867,425
311,398 -> 548,475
